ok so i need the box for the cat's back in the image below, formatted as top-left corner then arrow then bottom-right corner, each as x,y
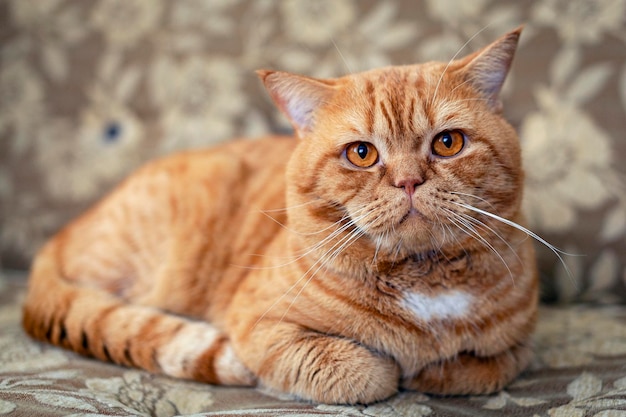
70,135 -> 296,240
105,135 -> 296,212
135,135 -> 296,185
53,135 -> 296,316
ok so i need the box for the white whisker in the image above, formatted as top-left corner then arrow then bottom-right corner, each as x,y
236,207 -> 370,269
252,207 -> 374,329
259,206 -> 344,237
331,37 -> 353,75
450,191 -> 496,210
443,208 -> 514,282
452,208 -> 522,266
450,201 -> 576,280
273,218 -> 370,329
430,24 -> 491,108
259,200 -> 316,213
450,78 -> 473,94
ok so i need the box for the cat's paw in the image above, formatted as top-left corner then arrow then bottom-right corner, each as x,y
402,345 -> 532,395
260,335 -> 400,404
304,350 -> 400,404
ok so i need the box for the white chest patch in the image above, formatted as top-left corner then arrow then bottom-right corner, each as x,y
401,290 -> 474,322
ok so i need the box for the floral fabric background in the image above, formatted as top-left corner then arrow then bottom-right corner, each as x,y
1,1 -> 626,416
1,0 -> 625,303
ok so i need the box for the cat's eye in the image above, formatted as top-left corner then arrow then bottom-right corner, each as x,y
432,130 -> 465,157
345,142 -> 379,168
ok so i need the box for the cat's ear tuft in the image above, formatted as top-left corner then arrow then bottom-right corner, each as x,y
461,26 -> 523,112
257,70 -> 336,135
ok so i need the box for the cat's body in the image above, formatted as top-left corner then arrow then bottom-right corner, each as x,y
23,28 -> 538,404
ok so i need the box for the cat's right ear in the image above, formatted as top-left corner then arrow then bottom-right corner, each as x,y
458,27 -> 522,112
257,70 -> 336,135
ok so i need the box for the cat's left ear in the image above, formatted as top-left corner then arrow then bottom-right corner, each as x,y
257,70 -> 336,136
460,26 -> 523,112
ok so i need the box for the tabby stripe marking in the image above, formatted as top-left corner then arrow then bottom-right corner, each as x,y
471,136 -> 516,180
90,304 -> 121,361
466,275 -> 538,337
102,344 -> 113,362
133,315 -> 181,372
407,97 -> 417,133
391,82 -> 407,134
365,80 -> 376,135
81,330 -> 89,351
44,314 -> 55,341
294,340 -> 320,385
309,273 -> 413,333
104,306 -> 166,367
379,100 -> 396,136
123,342 -> 135,367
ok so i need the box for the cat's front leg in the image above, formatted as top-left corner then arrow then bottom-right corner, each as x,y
238,322 -> 400,404
401,343 -> 532,395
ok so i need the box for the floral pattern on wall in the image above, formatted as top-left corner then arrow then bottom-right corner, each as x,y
1,0 -> 625,303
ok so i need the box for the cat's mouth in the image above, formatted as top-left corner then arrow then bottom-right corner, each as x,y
398,207 -> 427,225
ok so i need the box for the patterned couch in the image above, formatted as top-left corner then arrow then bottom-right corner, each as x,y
1,1 -> 625,416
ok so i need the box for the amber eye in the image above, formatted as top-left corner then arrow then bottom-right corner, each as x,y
432,130 -> 465,157
345,142 -> 379,168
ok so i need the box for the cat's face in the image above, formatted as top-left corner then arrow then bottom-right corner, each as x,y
261,28 -> 524,257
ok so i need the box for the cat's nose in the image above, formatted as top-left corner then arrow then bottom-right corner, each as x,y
394,177 -> 425,197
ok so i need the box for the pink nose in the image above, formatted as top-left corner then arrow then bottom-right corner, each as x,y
394,177 -> 425,197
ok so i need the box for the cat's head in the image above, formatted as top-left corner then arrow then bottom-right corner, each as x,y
260,28 -> 524,258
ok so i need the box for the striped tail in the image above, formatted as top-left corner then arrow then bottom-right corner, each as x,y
22,242 -> 255,386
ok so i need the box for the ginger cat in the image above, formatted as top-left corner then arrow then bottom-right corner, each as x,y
23,28 -> 538,404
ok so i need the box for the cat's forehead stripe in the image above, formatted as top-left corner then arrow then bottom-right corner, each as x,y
364,79 -> 376,135
358,69 -> 432,145
355,67 -> 475,149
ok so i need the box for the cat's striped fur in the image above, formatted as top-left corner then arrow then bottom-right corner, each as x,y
23,28 -> 538,404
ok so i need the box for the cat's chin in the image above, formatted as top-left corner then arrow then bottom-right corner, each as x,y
373,212 -> 445,255
397,236 -> 442,255
398,208 -> 427,225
